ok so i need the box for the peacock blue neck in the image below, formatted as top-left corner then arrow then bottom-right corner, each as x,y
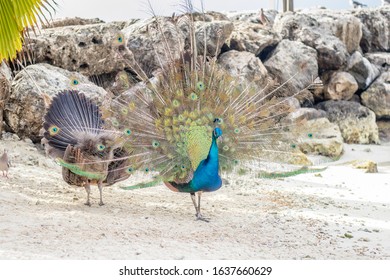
189,129 -> 222,192
166,128 -> 223,193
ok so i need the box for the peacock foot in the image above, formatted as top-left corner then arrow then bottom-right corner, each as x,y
195,213 -> 210,222
99,201 -> 105,206
84,201 -> 91,207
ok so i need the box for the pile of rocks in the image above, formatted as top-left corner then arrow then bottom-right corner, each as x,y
0,6 -> 389,157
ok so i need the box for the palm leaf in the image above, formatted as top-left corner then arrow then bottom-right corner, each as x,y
0,0 -> 57,61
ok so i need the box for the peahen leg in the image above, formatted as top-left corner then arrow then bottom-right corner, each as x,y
98,180 -> 104,206
84,184 -> 91,206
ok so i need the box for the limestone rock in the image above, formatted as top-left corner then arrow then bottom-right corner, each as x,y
0,62 -> 12,138
263,40 -> 318,93
316,100 -> 379,144
377,120 -> 390,142
364,52 -> 390,72
226,21 -> 281,56
218,50 -> 268,85
347,51 -> 380,90
29,22 -> 129,76
353,7 -> 390,52
322,71 -> 358,100
273,12 -> 349,71
299,118 -> 344,158
305,9 -> 363,54
285,108 -> 327,123
124,14 -> 233,77
352,160 -> 378,173
361,72 -> 390,119
4,64 -> 106,142
42,17 -> 105,29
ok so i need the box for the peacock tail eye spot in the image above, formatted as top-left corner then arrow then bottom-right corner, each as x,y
177,142 -> 182,148
49,125 -> 60,136
308,133 -> 313,138
291,144 -> 297,149
178,114 -> 185,121
71,79 -> 79,86
189,92 -> 198,101
233,159 -> 239,165
124,129 -> 132,136
97,144 -> 106,151
223,145 -> 229,151
126,167 -> 134,174
111,119 -> 119,127
172,99 -> 180,107
117,36 -> 123,43
234,128 -> 240,134
152,140 -> 160,148
196,81 -> 205,91
145,168 -> 149,172
180,165 -> 186,170
121,108 -> 128,115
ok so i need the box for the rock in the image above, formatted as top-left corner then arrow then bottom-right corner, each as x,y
347,51 -> 380,90
361,72 -> 390,119
377,120 -> 390,142
42,17 -> 105,29
316,100 -> 379,144
322,71 -> 358,100
310,77 -> 325,102
353,7 -> 390,52
306,9 -> 363,54
225,21 -> 281,57
352,160 -> 378,173
0,62 -> 12,138
364,52 -> 390,72
124,14 -> 233,77
273,12 -> 349,71
4,64 -> 106,142
299,118 -> 344,158
263,40 -> 318,93
285,108 -> 327,123
29,22 -> 129,76
227,10 -> 278,26
218,50 -> 268,85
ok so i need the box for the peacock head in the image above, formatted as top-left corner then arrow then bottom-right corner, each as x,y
213,127 -> 223,141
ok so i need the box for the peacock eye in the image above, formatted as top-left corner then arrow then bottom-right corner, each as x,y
196,81 -> 205,91
49,125 -> 60,136
124,129 -> 132,136
189,92 -> 198,101
152,140 -> 160,148
97,144 -> 106,151
126,167 -> 134,174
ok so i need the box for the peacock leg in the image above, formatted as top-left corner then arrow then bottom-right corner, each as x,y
190,192 -> 198,217
197,191 -> 202,217
84,183 -> 91,206
98,180 -> 104,206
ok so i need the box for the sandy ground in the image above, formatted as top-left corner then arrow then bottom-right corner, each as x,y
0,135 -> 389,260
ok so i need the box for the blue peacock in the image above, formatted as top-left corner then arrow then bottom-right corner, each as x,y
48,1 -> 322,219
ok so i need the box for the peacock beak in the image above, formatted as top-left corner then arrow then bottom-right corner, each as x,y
218,136 -> 223,143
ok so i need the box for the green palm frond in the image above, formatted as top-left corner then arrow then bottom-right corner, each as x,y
0,0 -> 57,61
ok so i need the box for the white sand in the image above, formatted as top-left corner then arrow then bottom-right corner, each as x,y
0,138 -> 389,260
